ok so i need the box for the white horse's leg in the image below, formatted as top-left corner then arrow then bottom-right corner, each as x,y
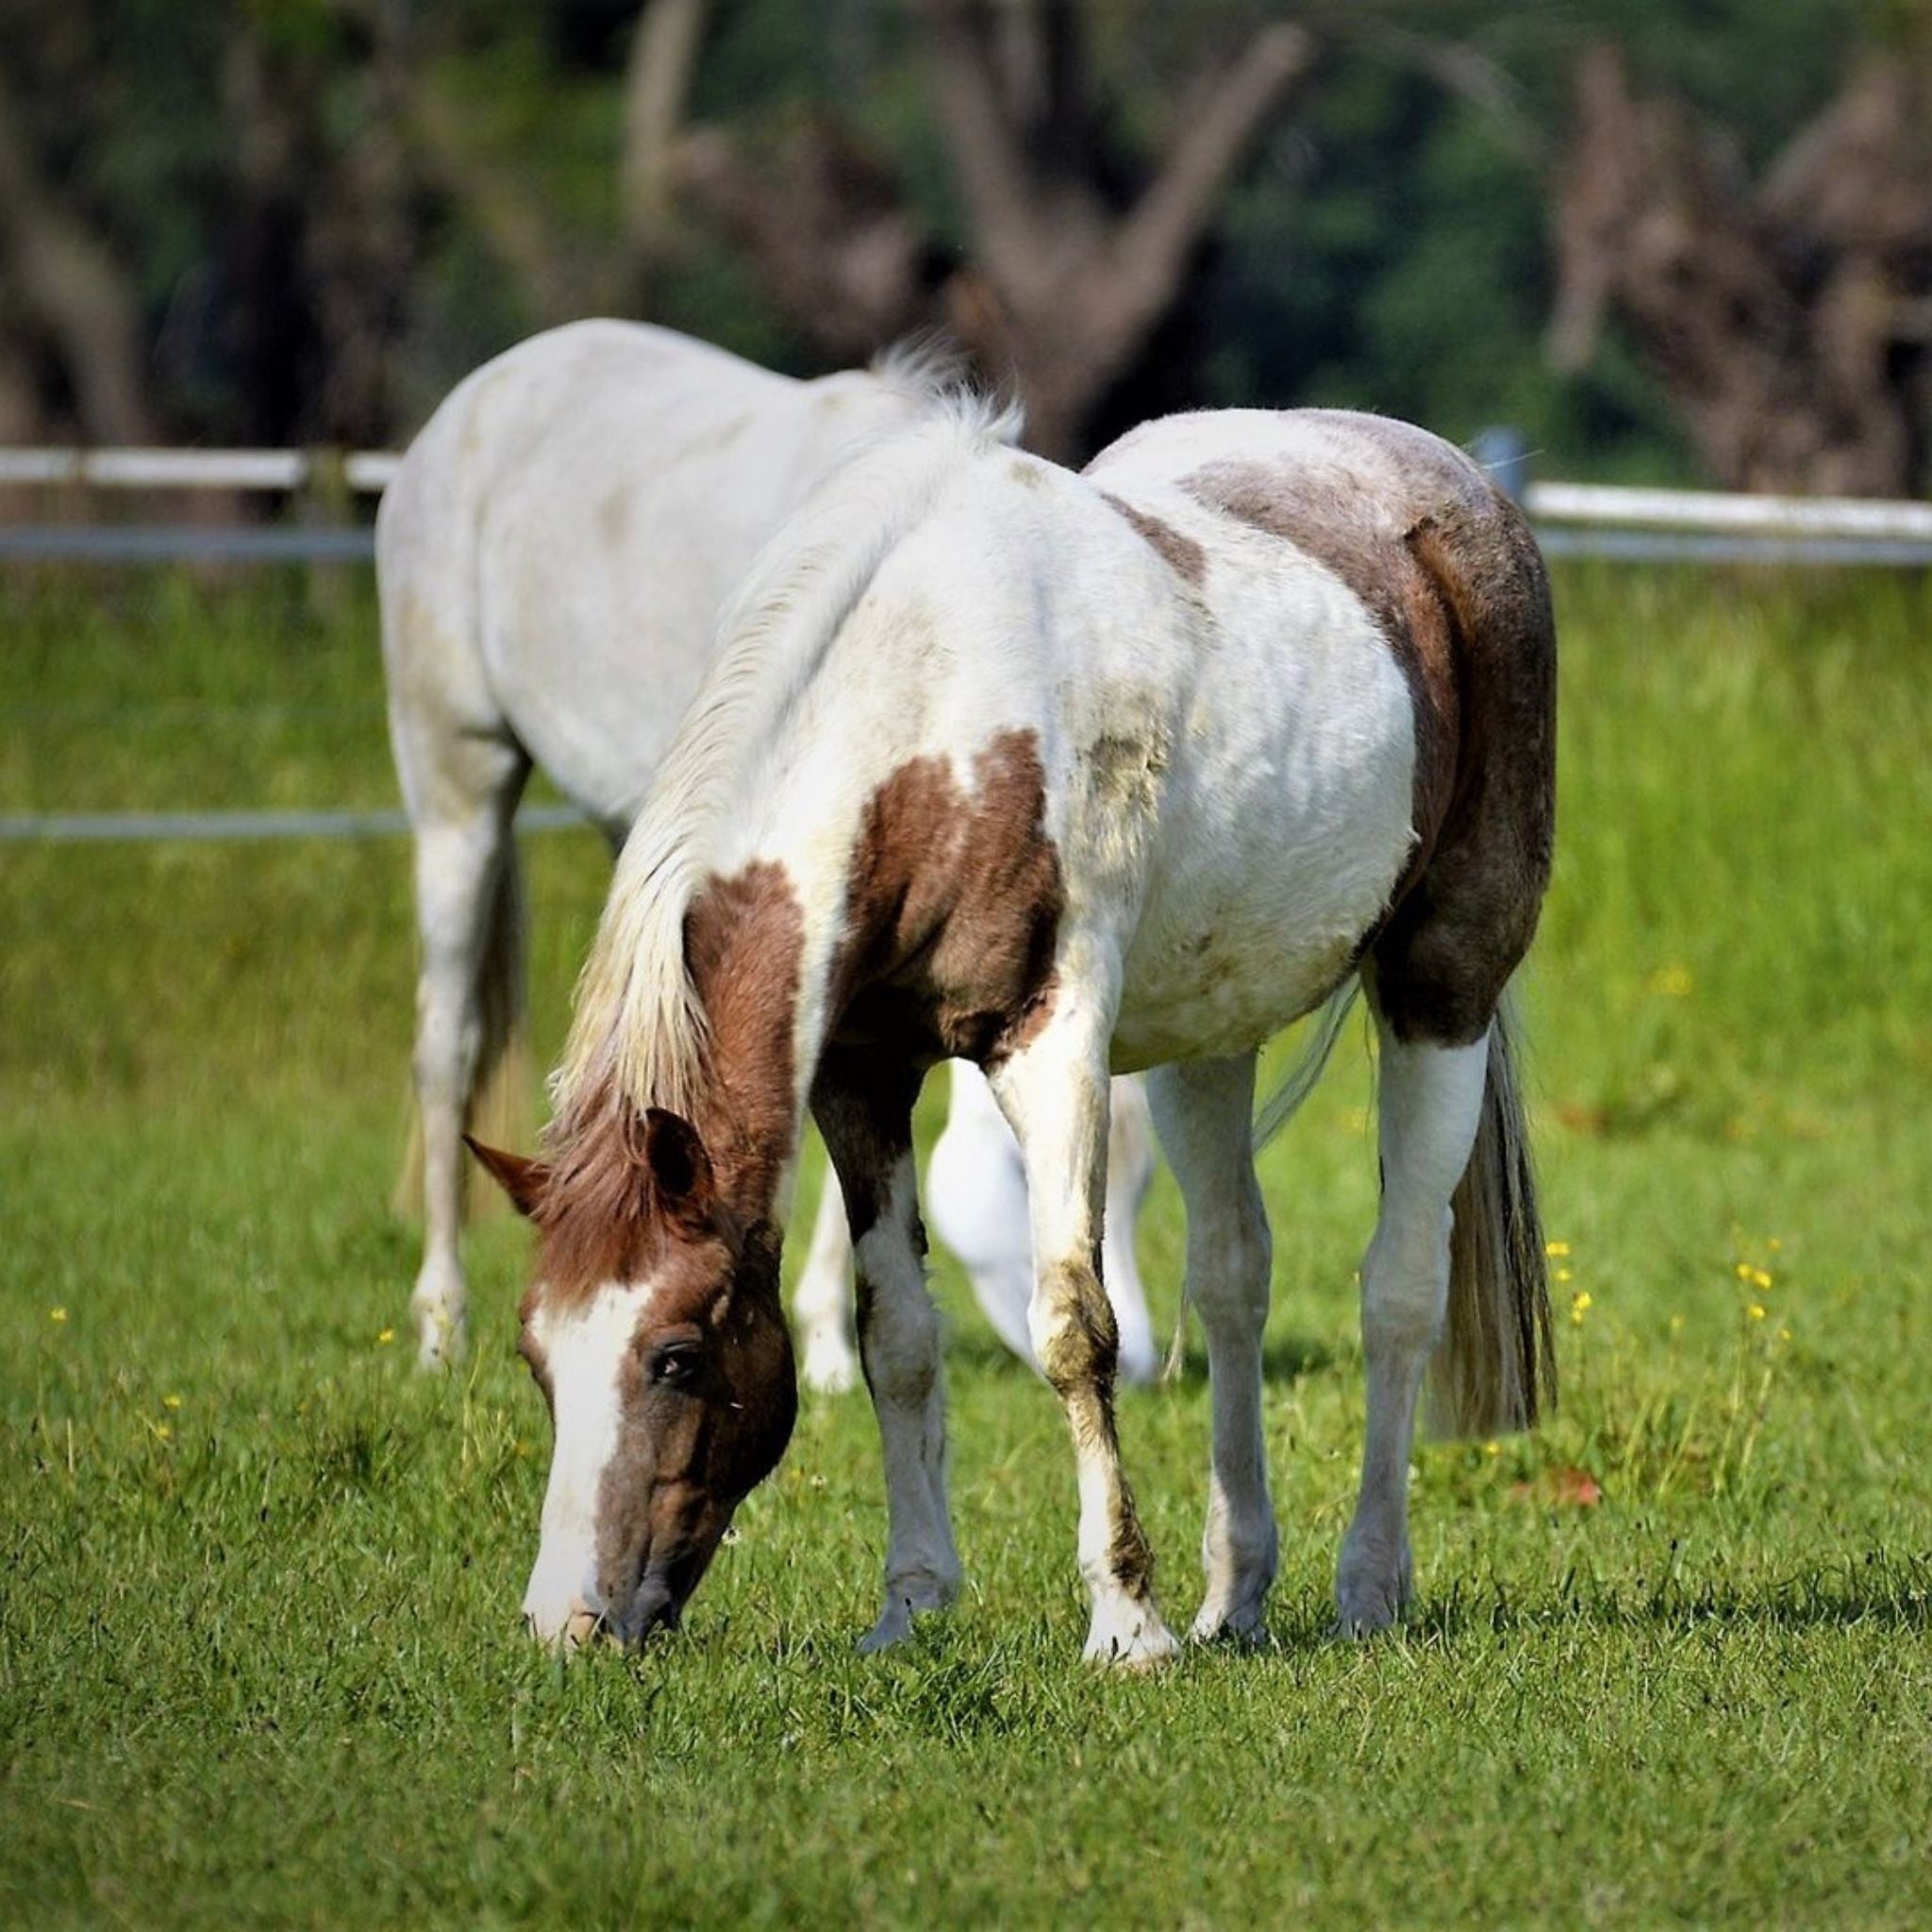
925,1062 -> 1035,1364
1101,1074 -> 1159,1386
930,1064 -> 1160,1383
812,1051 -> 960,1652
1335,1020 -> 1491,1635
406,754 -> 525,1370
1147,1054 -> 1278,1642
792,1166 -> 862,1394
991,995 -> 1178,1667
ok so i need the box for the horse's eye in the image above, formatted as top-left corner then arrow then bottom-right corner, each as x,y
651,1345 -> 703,1387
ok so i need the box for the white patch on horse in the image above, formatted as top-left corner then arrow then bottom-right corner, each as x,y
521,1280 -> 656,1643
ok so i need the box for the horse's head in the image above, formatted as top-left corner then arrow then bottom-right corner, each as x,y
469,1108 -> 797,1647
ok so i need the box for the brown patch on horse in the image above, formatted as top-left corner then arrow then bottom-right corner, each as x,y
1184,432 -> 1556,1046
1097,491 -> 1208,586
1372,496 -> 1556,1044
829,727 -> 1064,1073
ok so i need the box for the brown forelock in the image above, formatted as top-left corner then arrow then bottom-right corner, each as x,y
532,859 -> 806,1311
591,1219 -> 797,1615
829,727 -> 1064,1070
1096,491 -> 1208,586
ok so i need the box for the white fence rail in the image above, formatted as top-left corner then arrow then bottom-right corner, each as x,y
3,443 -> 1932,560
6,441 -> 1927,845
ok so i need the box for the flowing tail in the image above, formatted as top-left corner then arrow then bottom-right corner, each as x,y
391,844 -> 532,1220
1426,999 -> 1555,1437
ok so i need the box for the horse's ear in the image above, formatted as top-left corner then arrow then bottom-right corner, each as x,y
463,1137 -> 549,1219
642,1108 -> 715,1228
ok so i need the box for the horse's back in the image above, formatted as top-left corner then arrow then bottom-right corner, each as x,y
379,323 -> 880,827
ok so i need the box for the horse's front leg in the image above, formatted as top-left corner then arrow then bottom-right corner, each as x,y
991,992 -> 1179,1668
812,1050 -> 960,1652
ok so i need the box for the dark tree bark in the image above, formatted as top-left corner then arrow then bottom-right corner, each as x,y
1548,42 -> 1932,496
916,0 -> 1314,459
0,64 -> 158,443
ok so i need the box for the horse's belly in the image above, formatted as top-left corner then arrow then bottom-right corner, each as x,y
1106,676 -> 1416,1072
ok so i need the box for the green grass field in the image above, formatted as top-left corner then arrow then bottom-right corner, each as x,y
4,562 -> 1930,1927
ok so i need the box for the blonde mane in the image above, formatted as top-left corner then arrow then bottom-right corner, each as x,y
550,386 -> 1021,1143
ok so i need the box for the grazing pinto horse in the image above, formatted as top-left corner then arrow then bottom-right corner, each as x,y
472,396 -> 1557,1663
379,321 -> 1157,1384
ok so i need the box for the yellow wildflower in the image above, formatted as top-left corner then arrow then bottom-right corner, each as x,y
1570,1291 -> 1592,1325
1670,1313 -> 1686,1332
1735,1262 -> 1753,1282
49,1307 -> 68,1324
1778,1326 -> 1792,1342
1768,1238 -> 1783,1253
1750,1267 -> 1773,1291
376,1328 -> 395,1346
1545,1241 -> 1572,1258
1483,1441 -> 1502,1457
1748,1304 -> 1766,1321
162,1394 -> 182,1410
1555,1267 -> 1574,1284
154,1423 -> 173,1441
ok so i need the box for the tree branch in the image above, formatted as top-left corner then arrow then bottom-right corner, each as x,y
622,0 -> 713,257
915,0 -> 1055,285
0,66 -> 158,442
1106,24 -> 1313,342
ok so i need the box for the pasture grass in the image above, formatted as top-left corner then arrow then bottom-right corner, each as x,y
3,561 -> 1930,1927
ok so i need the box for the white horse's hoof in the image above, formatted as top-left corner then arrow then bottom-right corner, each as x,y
1190,1593 -> 1272,1646
801,1338 -> 862,1396
1083,1600 -> 1181,1669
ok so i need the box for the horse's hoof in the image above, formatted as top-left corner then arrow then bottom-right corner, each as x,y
1083,1602 -> 1181,1669
1189,1602 -> 1272,1648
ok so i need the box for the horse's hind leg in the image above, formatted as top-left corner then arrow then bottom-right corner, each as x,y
402,738 -> 528,1368
991,992 -> 1178,1667
1335,1011 -> 1489,1634
813,1049 -> 961,1652
1147,1053 -> 1277,1642
792,1171 -> 862,1395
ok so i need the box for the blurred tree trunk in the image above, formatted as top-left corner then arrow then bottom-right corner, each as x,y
918,0 -> 1314,459
622,0 -> 713,262
1548,42 -> 1932,496
670,0 -> 1312,460
0,65 -> 158,443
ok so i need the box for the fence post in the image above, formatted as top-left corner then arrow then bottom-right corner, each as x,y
1472,425 -> 1531,505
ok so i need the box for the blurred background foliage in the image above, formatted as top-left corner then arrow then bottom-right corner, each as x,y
2,0 -> 1926,482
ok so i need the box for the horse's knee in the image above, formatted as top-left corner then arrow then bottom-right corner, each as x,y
1030,1260 -> 1119,1396
1360,1215 -> 1452,1357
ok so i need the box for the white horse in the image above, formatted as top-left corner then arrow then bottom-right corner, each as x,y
377,321 -> 1157,1382
471,392 -> 1557,1665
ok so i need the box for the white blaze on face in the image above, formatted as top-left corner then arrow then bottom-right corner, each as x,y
521,1280 -> 656,1642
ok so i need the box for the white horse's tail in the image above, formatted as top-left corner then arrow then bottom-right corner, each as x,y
392,846 -> 531,1220
1427,997 -> 1555,1436
1250,975 -> 1362,1153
